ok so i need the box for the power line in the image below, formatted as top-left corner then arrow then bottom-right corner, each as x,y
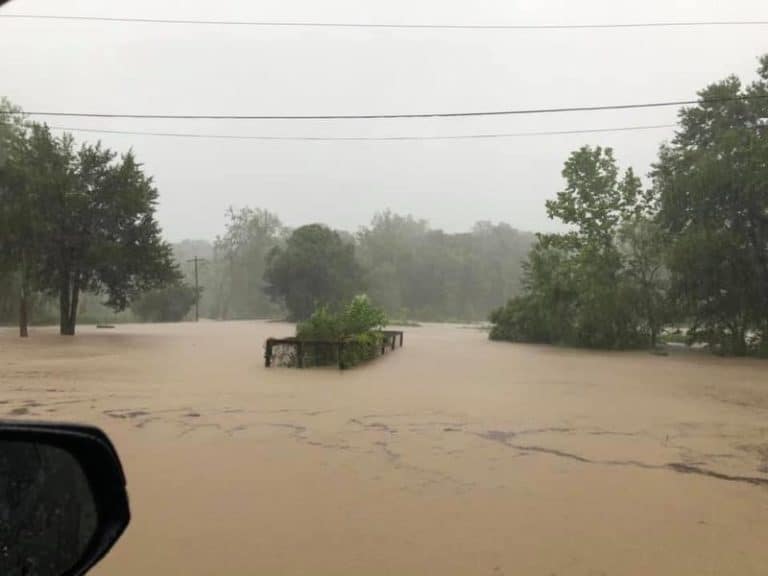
38,123 -> 676,141
19,94 -> 768,121
2,14 -> 768,30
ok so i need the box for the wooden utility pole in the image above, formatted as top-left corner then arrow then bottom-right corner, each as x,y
186,257 -> 207,322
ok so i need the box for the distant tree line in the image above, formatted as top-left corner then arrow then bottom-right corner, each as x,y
490,56 -> 768,357
357,213 -> 534,321
171,209 -> 534,324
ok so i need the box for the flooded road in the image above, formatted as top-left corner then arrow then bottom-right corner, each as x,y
2,321 -> 767,575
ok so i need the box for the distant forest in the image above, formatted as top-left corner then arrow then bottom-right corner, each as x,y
174,209 -> 535,323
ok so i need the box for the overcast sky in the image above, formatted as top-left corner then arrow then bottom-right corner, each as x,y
1,0 -> 767,241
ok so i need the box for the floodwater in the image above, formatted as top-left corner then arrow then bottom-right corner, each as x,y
2,321 -> 768,575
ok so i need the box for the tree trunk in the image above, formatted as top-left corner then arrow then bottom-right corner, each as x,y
764,320 -> 768,355
19,291 -> 29,338
59,273 -> 72,336
60,272 -> 80,336
19,253 -> 29,338
646,294 -> 656,349
67,274 -> 80,335
732,324 -> 748,356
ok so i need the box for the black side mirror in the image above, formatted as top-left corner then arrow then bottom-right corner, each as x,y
0,422 -> 130,576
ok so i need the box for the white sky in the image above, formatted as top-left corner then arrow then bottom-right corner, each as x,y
1,0 -> 767,240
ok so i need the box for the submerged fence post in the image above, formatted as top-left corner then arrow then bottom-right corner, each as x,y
265,339 -> 273,367
400,332 -> 404,347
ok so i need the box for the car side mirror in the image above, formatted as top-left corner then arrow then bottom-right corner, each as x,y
0,422 -> 130,576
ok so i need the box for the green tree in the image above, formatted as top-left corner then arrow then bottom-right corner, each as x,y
264,224 -> 363,320
356,211 -> 428,315
545,146 -> 646,348
26,125 -> 179,335
653,55 -> 768,354
491,146 -> 660,349
212,207 -> 284,319
544,146 -> 641,249
0,103 -> 46,337
0,100 -> 23,333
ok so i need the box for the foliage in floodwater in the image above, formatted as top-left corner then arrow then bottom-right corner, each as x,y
491,56 -> 768,356
287,295 -> 390,368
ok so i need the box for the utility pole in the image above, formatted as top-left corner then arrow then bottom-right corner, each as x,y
186,257 -> 207,322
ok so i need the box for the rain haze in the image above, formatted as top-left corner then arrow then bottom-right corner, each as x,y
2,3 -> 768,575
2,0 -> 767,240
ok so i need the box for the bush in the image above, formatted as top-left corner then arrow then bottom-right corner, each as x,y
489,295 -> 550,343
340,331 -> 386,367
132,284 -> 198,323
489,241 -> 653,350
292,295 -> 389,368
297,295 -> 387,340
296,305 -> 344,341
341,294 -> 387,334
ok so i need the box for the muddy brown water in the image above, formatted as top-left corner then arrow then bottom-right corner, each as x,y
2,321 -> 767,575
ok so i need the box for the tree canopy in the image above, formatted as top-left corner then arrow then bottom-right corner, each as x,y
491,54 -> 768,356
653,55 -> 768,355
210,207 -> 285,320
264,224 -> 364,320
490,146 -> 666,349
0,106 -> 180,335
